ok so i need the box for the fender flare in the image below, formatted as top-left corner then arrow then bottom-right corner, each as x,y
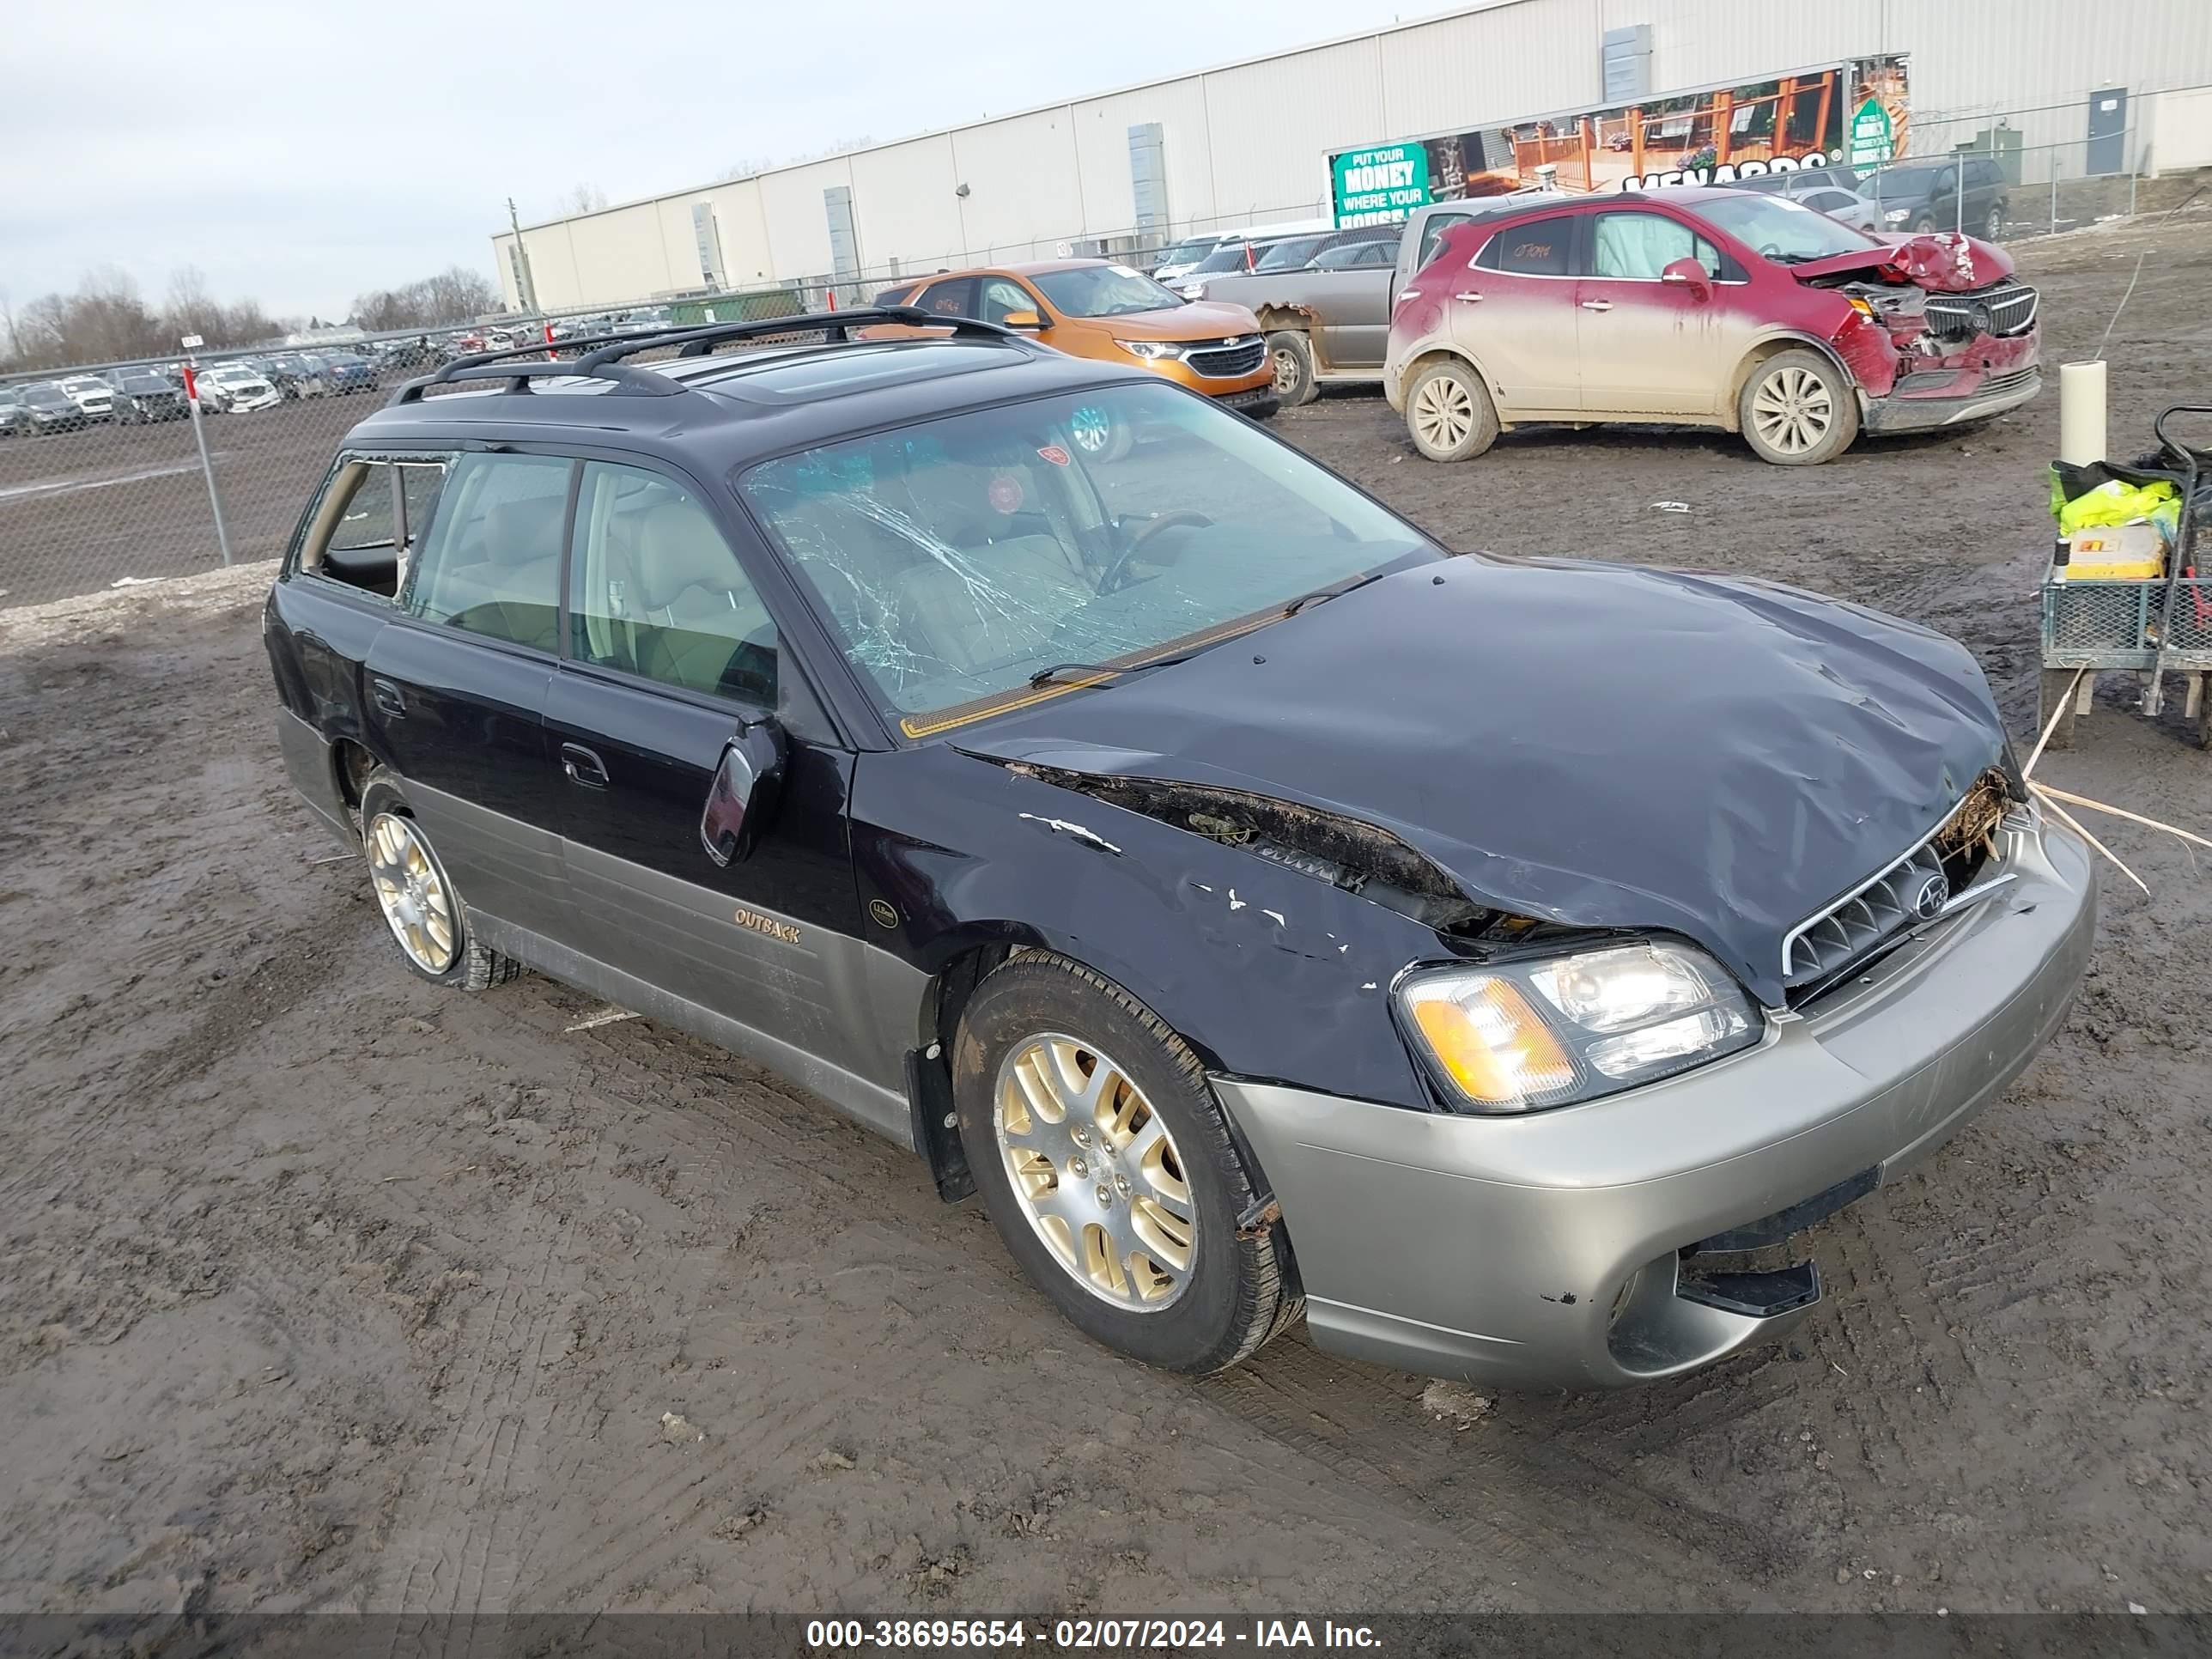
1389,343 -> 1507,422
1723,331 -> 1865,434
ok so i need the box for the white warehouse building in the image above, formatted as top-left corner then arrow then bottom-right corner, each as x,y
491,0 -> 2212,313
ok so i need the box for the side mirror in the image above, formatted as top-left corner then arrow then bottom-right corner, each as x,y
1000,309 -> 1048,331
698,718 -> 787,866
1660,258 -> 1714,301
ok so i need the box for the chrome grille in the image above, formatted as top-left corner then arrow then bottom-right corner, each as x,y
1780,787 -> 2000,995
1187,337 -> 1265,379
1924,280 -> 2038,340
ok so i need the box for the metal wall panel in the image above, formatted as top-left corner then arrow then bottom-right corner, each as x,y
1377,3 -> 1600,143
757,159 -> 855,283
701,179 -> 775,287
846,134 -> 966,273
1070,79 -> 1216,234
944,107 -> 1089,256
1599,0 -> 1879,104
564,204 -> 676,309
1202,35 -> 1387,222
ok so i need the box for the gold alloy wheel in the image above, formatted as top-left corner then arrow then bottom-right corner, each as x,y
1272,347 -> 1301,395
366,811 -> 457,975
994,1034 -> 1197,1310
1750,363 -> 1835,456
1410,370 -> 1476,453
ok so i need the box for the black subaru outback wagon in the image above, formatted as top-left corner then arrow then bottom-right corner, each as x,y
268,311 -> 2091,1390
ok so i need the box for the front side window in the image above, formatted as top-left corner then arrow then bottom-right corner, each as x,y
1482,215 -> 1577,276
1317,240 -> 1395,268
739,382 -> 1436,733
976,278 -> 1039,325
1029,264 -> 1184,319
1590,212 -> 1724,280
1254,236 -> 1328,272
402,452 -> 569,652
568,462 -> 777,705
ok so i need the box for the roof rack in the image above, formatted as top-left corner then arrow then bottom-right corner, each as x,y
385,306 -> 1018,407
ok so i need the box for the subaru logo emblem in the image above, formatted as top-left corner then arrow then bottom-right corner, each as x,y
1911,873 -> 1948,921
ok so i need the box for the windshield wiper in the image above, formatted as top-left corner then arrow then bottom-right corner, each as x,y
1027,653 -> 1195,688
1282,566 -> 1399,617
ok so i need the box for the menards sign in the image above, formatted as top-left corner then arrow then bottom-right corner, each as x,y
1327,55 -> 1910,226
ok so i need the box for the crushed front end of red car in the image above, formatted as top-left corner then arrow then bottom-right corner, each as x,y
1800,233 -> 2041,433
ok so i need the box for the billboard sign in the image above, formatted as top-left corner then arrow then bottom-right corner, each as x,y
1332,143 -> 1432,228
1327,56 -> 1911,226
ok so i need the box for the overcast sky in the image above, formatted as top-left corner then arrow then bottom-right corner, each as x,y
6,0 -> 1446,323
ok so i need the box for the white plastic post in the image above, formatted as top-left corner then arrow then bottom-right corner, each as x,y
2058,360 -> 2108,466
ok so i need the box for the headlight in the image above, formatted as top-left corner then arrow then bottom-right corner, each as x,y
1397,940 -> 1760,1114
1884,208 -> 1912,223
1116,339 -> 1182,362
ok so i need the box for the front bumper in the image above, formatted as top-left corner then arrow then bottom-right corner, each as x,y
1212,816 -> 2095,1389
1863,325 -> 2040,434
1216,386 -> 1281,419
1149,356 -> 1273,401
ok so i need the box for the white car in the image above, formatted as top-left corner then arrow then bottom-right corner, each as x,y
55,375 -> 117,421
1794,185 -> 1885,234
198,363 -> 281,413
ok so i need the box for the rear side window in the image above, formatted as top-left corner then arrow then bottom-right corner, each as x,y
403,452 -> 571,653
1415,212 -> 1474,271
568,461 -> 778,706
1480,216 -> 1577,276
916,276 -> 979,319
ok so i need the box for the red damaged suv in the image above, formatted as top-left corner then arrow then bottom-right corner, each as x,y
1383,185 -> 2040,465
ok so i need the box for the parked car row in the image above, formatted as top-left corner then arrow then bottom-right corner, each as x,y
1177,184 -> 2037,466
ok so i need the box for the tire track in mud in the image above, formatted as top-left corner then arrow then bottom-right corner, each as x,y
1207,1338 -> 1792,1599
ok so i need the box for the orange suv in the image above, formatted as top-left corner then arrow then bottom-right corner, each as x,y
871,258 -> 1275,459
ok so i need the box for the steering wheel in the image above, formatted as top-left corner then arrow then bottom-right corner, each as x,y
1098,511 -> 1212,595
1759,242 -> 1784,258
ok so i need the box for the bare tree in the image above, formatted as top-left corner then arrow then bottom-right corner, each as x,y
350,265 -> 503,332
559,183 -> 609,215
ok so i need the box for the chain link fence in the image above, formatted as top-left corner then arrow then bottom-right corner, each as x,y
2,93 -> 2202,611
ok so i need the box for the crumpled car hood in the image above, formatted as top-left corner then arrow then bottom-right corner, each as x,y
1788,233 -> 2015,292
957,558 -> 2008,1007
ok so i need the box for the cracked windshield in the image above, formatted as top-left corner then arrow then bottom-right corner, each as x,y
739,381 -> 1436,728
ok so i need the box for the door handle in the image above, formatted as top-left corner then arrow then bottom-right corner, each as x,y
1452,290 -> 1484,302
1579,299 -> 1614,312
560,743 -> 609,789
370,678 -> 406,718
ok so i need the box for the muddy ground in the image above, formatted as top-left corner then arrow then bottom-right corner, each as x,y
4,210 -> 2212,1623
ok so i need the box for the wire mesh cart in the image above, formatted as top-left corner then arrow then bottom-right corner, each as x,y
2039,404 -> 2212,750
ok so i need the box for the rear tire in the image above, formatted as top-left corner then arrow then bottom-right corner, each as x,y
1738,349 -> 1859,465
953,951 -> 1298,1376
1984,204 -> 2004,240
1267,331 -> 1318,408
357,771 -> 522,991
1404,357 -> 1499,463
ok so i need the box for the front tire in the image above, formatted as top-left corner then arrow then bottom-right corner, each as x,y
1267,331 -> 1318,407
1738,349 -> 1859,465
953,952 -> 1298,1376
1404,357 -> 1499,462
358,772 -> 521,991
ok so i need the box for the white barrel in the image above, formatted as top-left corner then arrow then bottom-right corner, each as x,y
2059,361 -> 2107,466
